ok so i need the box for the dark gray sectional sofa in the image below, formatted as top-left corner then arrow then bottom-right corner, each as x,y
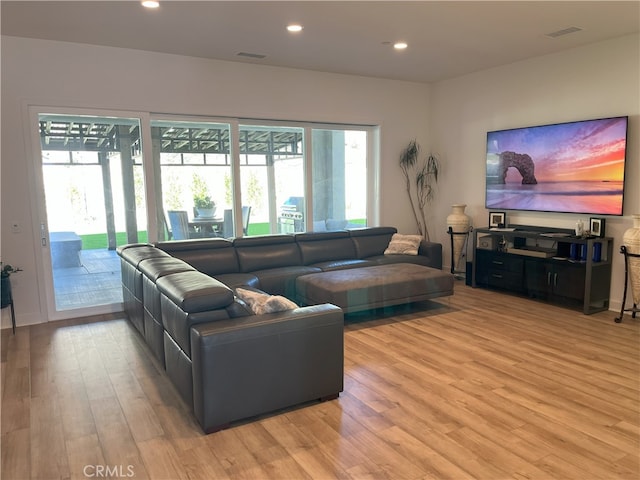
117,226 -> 447,433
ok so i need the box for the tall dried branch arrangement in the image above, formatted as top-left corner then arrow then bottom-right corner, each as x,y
399,140 -> 440,242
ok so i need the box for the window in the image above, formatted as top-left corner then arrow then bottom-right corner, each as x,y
42,114 -> 374,244
239,124 -> 305,235
152,118 -> 372,240
311,128 -> 367,231
151,119 -> 234,240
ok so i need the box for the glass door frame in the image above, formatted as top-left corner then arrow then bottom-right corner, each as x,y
26,105 -> 153,321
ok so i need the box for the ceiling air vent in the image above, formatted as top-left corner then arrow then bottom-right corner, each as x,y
545,26 -> 583,38
237,52 -> 267,59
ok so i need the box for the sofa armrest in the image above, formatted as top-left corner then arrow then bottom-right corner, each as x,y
419,241 -> 443,269
190,303 -> 344,433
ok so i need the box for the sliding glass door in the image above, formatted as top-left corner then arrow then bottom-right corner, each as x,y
37,113 -> 146,316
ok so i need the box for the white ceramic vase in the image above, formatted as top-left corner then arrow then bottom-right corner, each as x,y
622,214 -> 640,304
447,204 -> 471,272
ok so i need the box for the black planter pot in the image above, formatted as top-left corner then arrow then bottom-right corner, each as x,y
1,275 -> 12,308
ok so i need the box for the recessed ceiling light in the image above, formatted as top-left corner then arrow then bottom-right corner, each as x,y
141,1 -> 159,8
287,24 -> 304,33
394,42 -> 408,50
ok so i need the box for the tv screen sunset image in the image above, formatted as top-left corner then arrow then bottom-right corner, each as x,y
485,116 -> 627,215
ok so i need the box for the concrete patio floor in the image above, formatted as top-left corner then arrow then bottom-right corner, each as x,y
52,248 -> 122,310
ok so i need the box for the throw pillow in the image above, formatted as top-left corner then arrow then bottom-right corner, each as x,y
384,233 -> 422,255
235,288 -> 299,315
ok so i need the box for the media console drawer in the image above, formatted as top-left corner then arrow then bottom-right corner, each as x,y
488,270 -> 523,290
477,250 -> 523,272
476,250 -> 525,291
486,256 -> 523,273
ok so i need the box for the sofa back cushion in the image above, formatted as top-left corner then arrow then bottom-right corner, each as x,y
155,238 -> 239,276
118,243 -> 170,267
233,235 -> 301,272
295,231 -> 356,265
117,244 -> 169,315
156,270 -> 234,314
138,256 -> 196,282
349,227 -> 398,259
157,270 -> 234,357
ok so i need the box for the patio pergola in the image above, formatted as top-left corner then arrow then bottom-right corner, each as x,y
39,116 -> 307,247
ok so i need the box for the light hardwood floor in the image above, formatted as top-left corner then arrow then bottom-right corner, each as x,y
2,284 -> 639,479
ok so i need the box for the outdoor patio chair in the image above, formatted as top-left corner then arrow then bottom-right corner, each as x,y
242,206 -> 251,235
222,209 -> 233,238
221,206 -> 251,238
167,210 -> 203,240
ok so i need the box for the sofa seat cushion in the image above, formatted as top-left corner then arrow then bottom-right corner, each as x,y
252,266 -> 322,297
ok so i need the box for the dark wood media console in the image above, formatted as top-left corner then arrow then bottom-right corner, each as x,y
471,225 -> 613,314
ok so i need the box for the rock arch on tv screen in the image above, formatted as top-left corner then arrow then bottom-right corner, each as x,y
498,151 -> 538,185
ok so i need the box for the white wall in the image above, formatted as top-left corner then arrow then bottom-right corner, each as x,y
1,36 -> 430,326
430,34 -> 640,312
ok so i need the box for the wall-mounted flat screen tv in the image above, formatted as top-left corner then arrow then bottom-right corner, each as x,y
485,116 -> 628,215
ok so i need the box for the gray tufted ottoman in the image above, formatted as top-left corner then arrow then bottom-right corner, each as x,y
295,263 -> 454,313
